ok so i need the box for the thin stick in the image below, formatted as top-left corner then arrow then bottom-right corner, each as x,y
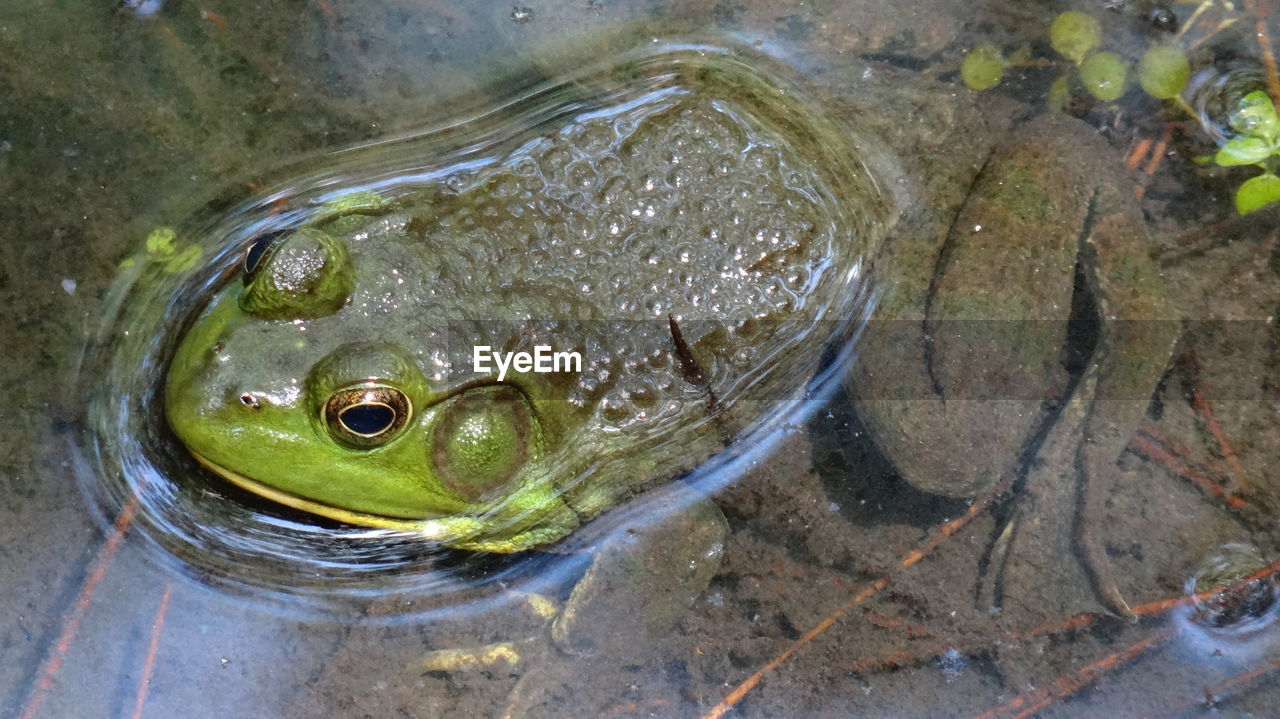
1131,427 -> 1251,512
1190,389 -> 1250,494
972,628 -> 1174,719
1143,656 -> 1280,718
130,585 -> 173,719
700,476 -> 1014,719
1244,0 -> 1280,103
18,498 -> 138,719
840,556 -> 1280,679
1126,138 -> 1154,171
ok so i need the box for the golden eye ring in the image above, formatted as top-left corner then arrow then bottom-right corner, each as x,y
323,382 -> 413,449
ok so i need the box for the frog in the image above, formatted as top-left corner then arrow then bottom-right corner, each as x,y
838,69 -> 1179,619
163,49 -> 1174,717
163,51 -> 881,689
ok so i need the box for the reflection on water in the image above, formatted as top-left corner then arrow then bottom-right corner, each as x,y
2,0 -> 1278,717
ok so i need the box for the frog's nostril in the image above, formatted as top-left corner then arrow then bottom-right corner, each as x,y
239,393 -> 262,410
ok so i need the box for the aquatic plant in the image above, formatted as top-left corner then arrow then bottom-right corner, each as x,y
963,9 -> 1280,214
962,11 -> 1185,107
120,226 -> 202,274
1212,90 -> 1280,213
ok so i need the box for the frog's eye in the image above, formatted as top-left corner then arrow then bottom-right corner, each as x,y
242,230 -> 288,285
323,383 -> 413,449
239,227 -> 355,320
431,386 -> 533,501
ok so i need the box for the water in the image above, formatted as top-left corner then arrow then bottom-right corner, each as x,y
3,1 -> 1280,718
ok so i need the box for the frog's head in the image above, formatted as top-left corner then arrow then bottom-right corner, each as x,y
165,225 -> 578,551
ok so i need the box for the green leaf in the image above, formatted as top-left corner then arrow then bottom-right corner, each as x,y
1137,44 -> 1189,100
961,43 -> 1005,91
1235,172 -> 1280,214
1229,90 -> 1280,143
1049,12 -> 1101,65
1214,136 -> 1274,166
1079,51 -> 1129,102
145,226 -> 177,261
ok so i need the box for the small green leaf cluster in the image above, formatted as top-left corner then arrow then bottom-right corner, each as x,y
962,11 -> 1191,107
1050,12 -> 1129,102
121,226 -> 202,273
959,10 -> 1280,214
1213,90 -> 1280,213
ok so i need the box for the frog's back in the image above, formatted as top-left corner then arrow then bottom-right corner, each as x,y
347,96 -> 843,435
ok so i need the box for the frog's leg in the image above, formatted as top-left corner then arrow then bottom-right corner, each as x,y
1072,185 -> 1181,620
504,482 -> 727,718
421,482 -> 727,718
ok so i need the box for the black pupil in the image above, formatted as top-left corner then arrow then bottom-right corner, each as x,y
244,231 -> 286,277
339,403 -> 395,436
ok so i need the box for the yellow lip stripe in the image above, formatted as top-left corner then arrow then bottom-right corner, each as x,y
189,450 -> 430,532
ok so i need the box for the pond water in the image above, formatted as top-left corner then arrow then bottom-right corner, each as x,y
3,1 -> 1279,718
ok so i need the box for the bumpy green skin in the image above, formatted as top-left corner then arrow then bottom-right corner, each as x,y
166,87 -> 862,553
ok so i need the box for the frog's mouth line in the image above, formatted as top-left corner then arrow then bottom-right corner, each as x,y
189,450 -> 431,533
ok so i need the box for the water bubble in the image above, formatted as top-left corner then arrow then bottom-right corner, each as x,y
566,162 -> 597,190
510,5 -> 533,22
1188,543 -> 1278,632
601,388 -> 632,423
121,0 -> 164,17
444,173 -> 468,193
934,648 -> 967,681
1188,61 -> 1273,148
745,146 -> 778,173
1148,7 -> 1177,33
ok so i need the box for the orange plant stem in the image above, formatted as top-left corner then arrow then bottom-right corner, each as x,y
845,558 -> 1280,681
1130,428 -> 1251,512
1126,138 -> 1154,171
1244,0 -> 1280,103
1144,656 -> 1280,718
701,476 -> 1014,719
973,628 -> 1174,719
1189,389 -> 1250,494
130,584 -> 173,719
18,498 -> 138,719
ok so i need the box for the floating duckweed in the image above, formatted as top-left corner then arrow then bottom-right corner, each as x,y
961,43 -> 1005,91
1079,51 -> 1129,102
1049,11 -> 1101,65
1137,44 -> 1190,100
1236,173 -> 1280,214
145,226 -> 178,261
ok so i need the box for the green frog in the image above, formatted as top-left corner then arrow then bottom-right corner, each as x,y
164,52 -> 880,675
164,51 -> 1172,695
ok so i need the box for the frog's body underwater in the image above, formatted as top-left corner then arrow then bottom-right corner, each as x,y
167,47 -> 1176,678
